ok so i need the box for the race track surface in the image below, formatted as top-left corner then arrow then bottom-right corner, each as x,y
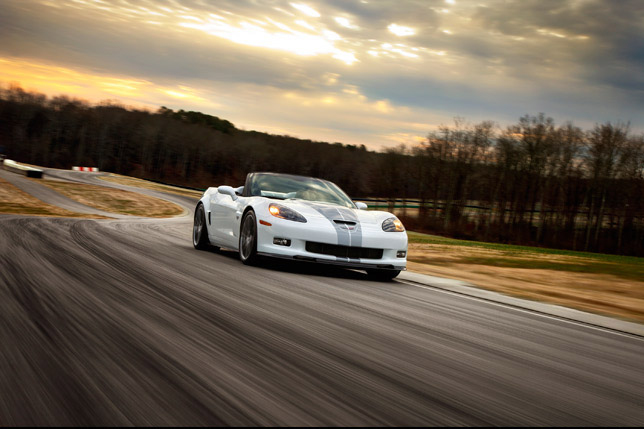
1,170 -> 643,426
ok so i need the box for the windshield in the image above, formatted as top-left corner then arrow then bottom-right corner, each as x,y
247,173 -> 355,208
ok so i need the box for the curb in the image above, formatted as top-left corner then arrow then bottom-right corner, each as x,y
399,271 -> 644,337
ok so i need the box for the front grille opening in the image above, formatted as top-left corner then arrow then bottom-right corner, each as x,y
306,241 -> 383,259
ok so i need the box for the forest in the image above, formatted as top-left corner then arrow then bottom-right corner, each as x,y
1,84 -> 643,256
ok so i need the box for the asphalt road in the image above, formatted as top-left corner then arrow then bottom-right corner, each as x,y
1,170 -> 644,426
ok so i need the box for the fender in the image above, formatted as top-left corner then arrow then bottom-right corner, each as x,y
199,187 -> 218,229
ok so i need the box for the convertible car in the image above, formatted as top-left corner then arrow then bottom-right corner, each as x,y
192,172 -> 407,279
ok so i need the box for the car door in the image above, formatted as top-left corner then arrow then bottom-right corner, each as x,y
210,192 -> 241,248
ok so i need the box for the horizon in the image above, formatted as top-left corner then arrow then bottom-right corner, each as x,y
3,81 -> 640,154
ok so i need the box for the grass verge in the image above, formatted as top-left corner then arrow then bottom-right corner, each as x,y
407,232 -> 644,280
36,179 -> 185,217
99,174 -> 203,198
407,231 -> 644,323
0,177 -> 108,219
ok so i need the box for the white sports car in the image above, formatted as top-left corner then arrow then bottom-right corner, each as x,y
193,172 -> 407,279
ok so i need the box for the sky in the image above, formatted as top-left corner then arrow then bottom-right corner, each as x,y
0,0 -> 643,149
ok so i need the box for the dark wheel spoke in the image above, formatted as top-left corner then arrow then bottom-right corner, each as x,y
193,204 -> 210,250
239,211 -> 258,265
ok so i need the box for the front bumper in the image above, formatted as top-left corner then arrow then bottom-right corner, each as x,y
255,215 -> 407,271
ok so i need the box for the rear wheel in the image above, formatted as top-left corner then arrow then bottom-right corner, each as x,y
193,204 -> 210,250
239,210 -> 259,265
366,269 -> 401,281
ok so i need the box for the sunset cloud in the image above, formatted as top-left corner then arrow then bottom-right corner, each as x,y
0,0 -> 642,149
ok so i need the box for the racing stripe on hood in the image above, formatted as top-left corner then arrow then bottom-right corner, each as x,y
309,203 -> 362,261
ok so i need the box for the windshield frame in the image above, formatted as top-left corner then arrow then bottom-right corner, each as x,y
243,172 -> 356,209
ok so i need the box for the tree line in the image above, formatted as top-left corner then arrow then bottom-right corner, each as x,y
1,84 -> 642,256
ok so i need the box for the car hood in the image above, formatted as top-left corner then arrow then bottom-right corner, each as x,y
270,199 -> 395,226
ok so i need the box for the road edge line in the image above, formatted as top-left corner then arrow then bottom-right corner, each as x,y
399,271 -> 644,338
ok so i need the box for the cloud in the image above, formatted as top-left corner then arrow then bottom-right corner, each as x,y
471,0 -> 644,96
0,0 -> 642,152
387,24 -> 416,36
290,3 -> 322,18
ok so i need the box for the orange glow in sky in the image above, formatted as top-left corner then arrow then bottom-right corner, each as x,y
1,0 -> 641,148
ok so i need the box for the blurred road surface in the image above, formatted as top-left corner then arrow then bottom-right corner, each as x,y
1,169 -> 643,425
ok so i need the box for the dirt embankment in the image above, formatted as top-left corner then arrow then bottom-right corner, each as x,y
408,242 -> 644,323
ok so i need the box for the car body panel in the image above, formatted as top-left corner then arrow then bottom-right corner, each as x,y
197,174 -> 408,271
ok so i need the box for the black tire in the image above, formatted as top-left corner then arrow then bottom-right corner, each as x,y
193,204 -> 211,250
366,269 -> 401,281
239,210 -> 259,265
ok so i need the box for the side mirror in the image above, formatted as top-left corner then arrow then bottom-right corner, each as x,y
218,185 -> 238,201
234,186 -> 244,196
355,202 -> 368,210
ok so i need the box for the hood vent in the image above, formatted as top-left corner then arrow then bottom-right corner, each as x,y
333,220 -> 356,226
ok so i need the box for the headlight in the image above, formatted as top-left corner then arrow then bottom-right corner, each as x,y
382,217 -> 405,232
268,203 -> 307,223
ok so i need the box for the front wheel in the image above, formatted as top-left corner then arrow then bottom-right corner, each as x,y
239,210 -> 259,265
193,204 -> 210,250
366,269 -> 401,281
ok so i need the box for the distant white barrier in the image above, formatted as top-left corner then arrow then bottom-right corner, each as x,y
3,159 -> 43,178
72,166 -> 99,172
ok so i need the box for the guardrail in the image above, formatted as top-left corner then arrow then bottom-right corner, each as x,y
354,198 -> 426,210
2,159 -> 43,178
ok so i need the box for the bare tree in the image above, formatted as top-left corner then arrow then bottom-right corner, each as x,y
583,122 -> 630,251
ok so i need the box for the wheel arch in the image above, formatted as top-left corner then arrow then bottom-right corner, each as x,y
237,205 -> 257,239
241,205 -> 256,224
195,200 -> 212,236
239,206 -> 259,265
193,201 -> 211,250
